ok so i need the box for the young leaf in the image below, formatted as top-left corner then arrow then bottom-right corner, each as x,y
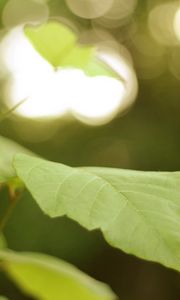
24,21 -> 117,78
0,250 -> 116,300
24,22 -> 94,69
0,136 -> 33,183
13,154 -> 180,272
0,99 -> 26,123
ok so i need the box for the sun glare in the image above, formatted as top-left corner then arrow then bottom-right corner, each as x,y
174,7 -> 180,41
0,26 -> 137,125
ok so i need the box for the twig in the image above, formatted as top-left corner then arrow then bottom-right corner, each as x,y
0,98 -> 26,123
0,186 -> 22,232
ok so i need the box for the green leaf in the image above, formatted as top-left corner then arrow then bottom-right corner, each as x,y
84,58 -> 118,78
24,21 -> 117,78
14,154 -> 180,272
24,21 -> 94,69
0,296 -> 9,300
0,136 -> 33,183
0,250 -> 116,300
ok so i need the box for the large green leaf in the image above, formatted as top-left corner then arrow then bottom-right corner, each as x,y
13,154 -> 180,271
24,21 -> 117,78
0,250 -> 116,300
0,136 -> 32,183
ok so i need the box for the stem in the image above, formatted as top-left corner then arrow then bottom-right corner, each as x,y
0,98 -> 26,123
0,184 -> 3,193
0,187 -> 21,232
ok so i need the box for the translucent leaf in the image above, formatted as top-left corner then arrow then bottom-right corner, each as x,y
25,22 -> 94,69
84,58 -> 118,78
13,154 -> 180,272
0,136 -> 32,183
0,250 -> 116,300
24,21 -> 116,78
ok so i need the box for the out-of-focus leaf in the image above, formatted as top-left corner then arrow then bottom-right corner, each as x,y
0,250 -> 116,300
84,58 -> 118,78
0,296 -> 9,300
14,154 -> 180,272
24,21 -> 117,78
0,136 -> 33,183
25,22 -> 94,69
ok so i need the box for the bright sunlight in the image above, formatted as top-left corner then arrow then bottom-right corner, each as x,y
0,26 -> 137,125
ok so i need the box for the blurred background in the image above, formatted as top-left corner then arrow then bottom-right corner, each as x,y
0,0 -> 180,299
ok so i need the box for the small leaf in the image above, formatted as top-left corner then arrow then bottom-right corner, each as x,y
14,154 -> 180,272
85,58 -> 118,78
25,21 -> 94,69
0,136 -> 33,183
24,21 -> 117,78
0,250 -> 116,300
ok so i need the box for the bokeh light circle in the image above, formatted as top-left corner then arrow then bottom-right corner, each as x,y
2,0 -> 49,28
65,0 -> 113,19
148,3 -> 178,46
0,26 -> 138,126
